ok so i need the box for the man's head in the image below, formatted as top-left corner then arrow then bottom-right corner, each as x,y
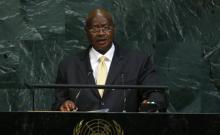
85,8 -> 115,54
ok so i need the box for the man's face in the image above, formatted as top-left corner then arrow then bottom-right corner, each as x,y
86,14 -> 114,54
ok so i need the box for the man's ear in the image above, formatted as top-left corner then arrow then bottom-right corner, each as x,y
84,27 -> 90,37
84,26 -> 88,32
112,25 -> 116,37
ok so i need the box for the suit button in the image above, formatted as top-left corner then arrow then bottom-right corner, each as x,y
101,102 -> 105,106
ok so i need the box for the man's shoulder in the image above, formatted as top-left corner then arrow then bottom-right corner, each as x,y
118,46 -> 149,58
59,49 -> 88,65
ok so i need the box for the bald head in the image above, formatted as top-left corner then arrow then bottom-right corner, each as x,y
85,8 -> 114,29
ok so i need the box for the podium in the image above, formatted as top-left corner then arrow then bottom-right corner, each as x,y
1,112 -> 220,135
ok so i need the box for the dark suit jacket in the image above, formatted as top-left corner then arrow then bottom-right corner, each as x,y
52,45 -> 167,112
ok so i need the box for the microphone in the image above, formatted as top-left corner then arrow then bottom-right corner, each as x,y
75,90 -> 81,102
121,72 -> 126,112
74,69 -> 93,111
87,69 -> 93,84
71,89 -> 80,112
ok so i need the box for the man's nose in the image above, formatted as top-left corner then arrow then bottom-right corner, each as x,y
96,28 -> 106,35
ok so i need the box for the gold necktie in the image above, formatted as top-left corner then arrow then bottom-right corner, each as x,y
96,56 -> 107,98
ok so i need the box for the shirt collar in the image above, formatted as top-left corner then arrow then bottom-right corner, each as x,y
89,43 -> 115,62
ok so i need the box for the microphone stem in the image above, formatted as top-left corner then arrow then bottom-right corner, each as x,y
121,73 -> 126,112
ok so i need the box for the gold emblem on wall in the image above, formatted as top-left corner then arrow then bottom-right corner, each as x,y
73,119 -> 124,135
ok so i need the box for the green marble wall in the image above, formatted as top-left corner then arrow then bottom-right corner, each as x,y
0,0 -> 219,112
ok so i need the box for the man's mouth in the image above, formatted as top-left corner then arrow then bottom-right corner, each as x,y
96,38 -> 107,44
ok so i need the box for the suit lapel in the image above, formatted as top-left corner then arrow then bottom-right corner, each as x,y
78,49 -> 101,98
105,45 -> 125,85
102,45 -> 125,99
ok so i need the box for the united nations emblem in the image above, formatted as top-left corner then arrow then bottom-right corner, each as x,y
73,119 -> 124,135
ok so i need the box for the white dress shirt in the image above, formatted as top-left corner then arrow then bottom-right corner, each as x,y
89,43 -> 115,82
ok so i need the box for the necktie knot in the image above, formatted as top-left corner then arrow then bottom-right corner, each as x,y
99,56 -> 106,63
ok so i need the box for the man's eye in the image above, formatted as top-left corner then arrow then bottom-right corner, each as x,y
103,26 -> 109,29
89,26 -> 112,33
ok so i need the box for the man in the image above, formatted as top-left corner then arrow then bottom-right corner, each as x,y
52,8 -> 167,112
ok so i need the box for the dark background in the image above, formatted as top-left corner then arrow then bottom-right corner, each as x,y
0,0 -> 219,112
